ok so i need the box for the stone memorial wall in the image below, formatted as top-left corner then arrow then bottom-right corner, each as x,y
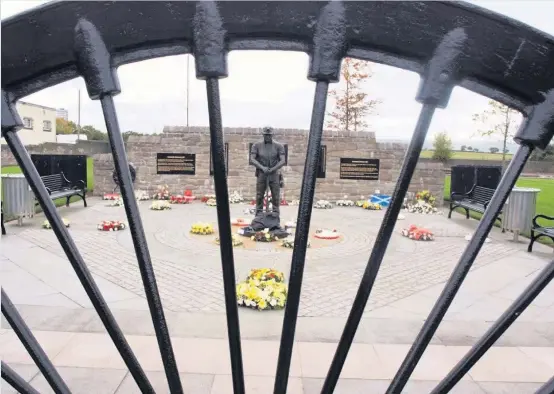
93,126 -> 445,202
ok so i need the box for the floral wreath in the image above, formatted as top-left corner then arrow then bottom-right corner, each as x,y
42,218 -> 70,229
97,220 -> 126,231
216,234 -> 244,247
236,268 -> 288,311
401,225 -> 434,241
150,200 -> 171,210
190,222 -> 214,235
169,195 -> 191,204
314,228 -> 340,239
251,228 -> 277,242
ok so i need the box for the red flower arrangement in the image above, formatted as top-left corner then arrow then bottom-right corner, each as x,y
97,220 -> 126,231
169,195 -> 191,204
401,225 -> 434,241
103,193 -> 120,200
314,229 -> 340,240
201,194 -> 216,203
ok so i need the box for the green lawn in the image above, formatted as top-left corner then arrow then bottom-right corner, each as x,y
444,175 -> 554,245
421,150 -> 514,161
1,157 -> 94,218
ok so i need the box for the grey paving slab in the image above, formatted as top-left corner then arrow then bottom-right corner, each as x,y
211,375 -> 302,394
28,367 -> 127,394
115,371 -> 214,394
302,378 -> 486,393
7,198 -> 549,319
1,364 -> 40,394
4,304 -> 554,347
477,381 -> 545,394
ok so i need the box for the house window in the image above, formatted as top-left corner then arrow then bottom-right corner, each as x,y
43,120 -> 52,131
23,117 -> 33,129
209,143 -> 229,175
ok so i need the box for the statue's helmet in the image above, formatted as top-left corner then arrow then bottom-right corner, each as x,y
262,126 -> 274,135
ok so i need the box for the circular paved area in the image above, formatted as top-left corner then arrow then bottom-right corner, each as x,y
17,198 -> 520,316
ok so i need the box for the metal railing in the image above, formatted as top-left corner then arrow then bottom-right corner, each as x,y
1,1 -> 553,393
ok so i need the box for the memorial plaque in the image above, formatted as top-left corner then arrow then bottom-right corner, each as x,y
156,153 -> 195,175
339,158 -> 380,180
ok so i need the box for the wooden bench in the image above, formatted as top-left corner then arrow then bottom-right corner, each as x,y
448,185 -> 502,225
41,173 -> 87,207
528,214 -> 554,252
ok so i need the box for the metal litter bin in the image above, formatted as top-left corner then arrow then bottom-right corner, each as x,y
1,174 -> 35,226
502,187 -> 541,242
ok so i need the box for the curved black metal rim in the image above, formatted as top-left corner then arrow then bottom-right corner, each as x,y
2,2 -> 554,394
2,1 -> 554,112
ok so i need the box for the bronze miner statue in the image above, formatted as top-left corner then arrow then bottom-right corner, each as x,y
250,126 -> 286,220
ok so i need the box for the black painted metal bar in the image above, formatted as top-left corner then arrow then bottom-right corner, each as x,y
1,289 -> 70,394
386,144 -> 534,394
432,258 -> 554,393
205,77 -> 246,394
100,95 -> 183,394
320,103 -> 437,393
274,80 -> 329,394
1,130 -> 155,394
535,375 -> 554,394
1,361 -> 40,394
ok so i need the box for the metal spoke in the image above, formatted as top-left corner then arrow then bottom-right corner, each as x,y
535,376 -> 554,394
1,289 -> 70,394
432,258 -> 554,392
321,103 -> 437,393
386,144 -> 533,393
1,361 -> 40,394
1,129 -> 155,394
100,95 -> 183,394
205,77 -> 245,394
274,80 -> 329,394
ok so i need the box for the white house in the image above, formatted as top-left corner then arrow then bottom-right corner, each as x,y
1,101 -> 57,146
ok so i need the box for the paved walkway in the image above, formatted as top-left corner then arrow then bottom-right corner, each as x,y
1,197 -> 553,392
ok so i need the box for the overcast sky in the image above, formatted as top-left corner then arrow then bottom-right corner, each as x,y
2,1 -> 553,148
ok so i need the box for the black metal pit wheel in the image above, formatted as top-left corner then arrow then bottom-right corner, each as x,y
1,2 -> 553,394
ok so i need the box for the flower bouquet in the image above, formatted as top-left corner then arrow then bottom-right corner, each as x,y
415,190 -> 436,207
97,220 -> 126,231
362,201 -> 382,210
229,190 -> 244,204
236,268 -> 288,310
190,222 -> 214,235
281,236 -> 310,249
153,184 -> 170,200
206,198 -> 217,207
150,200 -> 171,210
314,200 -> 333,209
215,234 -> 244,246
401,225 -> 434,241
404,200 -> 441,214
103,193 -> 120,200
314,228 -> 340,239
201,194 -> 216,203
42,218 -> 70,229
251,228 -> 278,242
107,198 -> 124,207
135,190 -> 150,201
169,195 -> 190,204
336,199 -> 354,207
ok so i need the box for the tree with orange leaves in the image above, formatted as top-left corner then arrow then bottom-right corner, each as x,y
326,58 -> 380,132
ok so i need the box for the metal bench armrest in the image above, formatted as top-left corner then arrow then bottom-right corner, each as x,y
532,214 -> 554,229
